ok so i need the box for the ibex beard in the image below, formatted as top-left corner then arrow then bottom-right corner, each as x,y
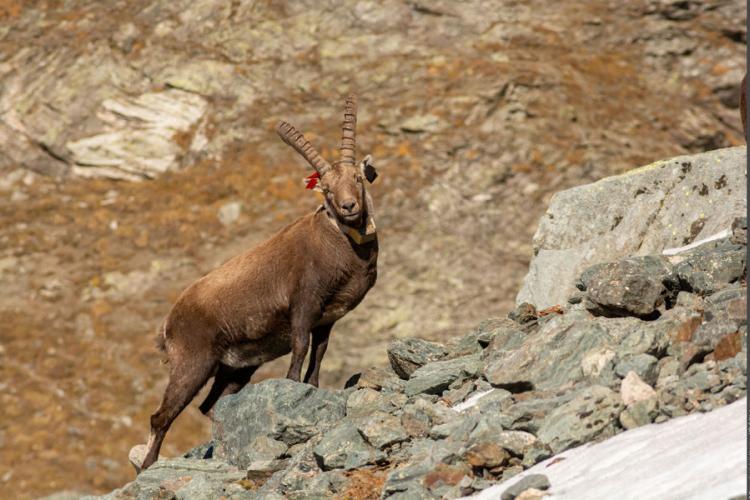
132,94 -> 379,473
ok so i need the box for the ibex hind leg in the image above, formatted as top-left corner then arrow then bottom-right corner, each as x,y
198,364 -> 257,417
139,354 -> 217,472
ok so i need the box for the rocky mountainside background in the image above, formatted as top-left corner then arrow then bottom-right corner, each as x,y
0,0 -> 745,498
80,146 -> 747,499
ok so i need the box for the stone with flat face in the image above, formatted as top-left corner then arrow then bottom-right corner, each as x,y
518,147 -> 747,309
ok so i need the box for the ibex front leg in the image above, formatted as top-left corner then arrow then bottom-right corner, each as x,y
304,324 -> 332,387
286,305 -> 318,382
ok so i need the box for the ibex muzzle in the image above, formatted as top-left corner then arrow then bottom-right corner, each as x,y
134,94 -> 379,473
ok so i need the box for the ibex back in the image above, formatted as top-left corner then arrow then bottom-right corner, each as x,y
134,95 -> 379,472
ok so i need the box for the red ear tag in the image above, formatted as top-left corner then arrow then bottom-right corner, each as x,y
304,171 -> 320,189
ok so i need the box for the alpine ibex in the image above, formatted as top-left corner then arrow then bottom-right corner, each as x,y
134,95 -> 379,472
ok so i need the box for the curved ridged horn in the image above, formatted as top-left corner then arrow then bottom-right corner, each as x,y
276,121 -> 331,176
340,94 -> 357,167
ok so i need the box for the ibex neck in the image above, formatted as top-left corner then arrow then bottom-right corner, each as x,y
318,204 -> 377,245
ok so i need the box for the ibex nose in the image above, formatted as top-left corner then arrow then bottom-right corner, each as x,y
341,199 -> 358,214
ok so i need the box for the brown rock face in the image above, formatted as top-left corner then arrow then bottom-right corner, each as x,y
713,331 -> 742,361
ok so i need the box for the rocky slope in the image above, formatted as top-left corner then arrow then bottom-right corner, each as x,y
72,146 -> 747,499
0,1 -> 746,498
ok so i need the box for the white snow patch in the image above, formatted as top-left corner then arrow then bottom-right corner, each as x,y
463,398 -> 747,500
662,229 -> 731,256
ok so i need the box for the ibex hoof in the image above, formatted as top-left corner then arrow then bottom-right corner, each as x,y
128,444 -> 148,474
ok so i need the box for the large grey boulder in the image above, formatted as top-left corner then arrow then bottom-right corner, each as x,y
518,147 -> 747,309
212,379 -> 347,469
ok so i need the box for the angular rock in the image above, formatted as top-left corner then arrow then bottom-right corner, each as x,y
619,398 -> 657,430
212,379 -> 347,468
614,353 -> 659,385
405,354 -> 482,396
382,460 -> 442,498
313,421 -> 386,470
67,89 -> 208,180
581,348 -> 617,384
401,398 -> 459,441
501,474 -> 551,500
483,310 -> 671,391
423,462 -> 473,497
675,242 -> 746,296
508,303 -> 538,324
468,417 -> 540,457
86,458 -> 246,500
537,385 -> 624,454
346,388 -> 398,418
357,411 -> 409,449
583,256 -> 677,318
388,337 -> 448,379
448,318 -> 516,357
620,371 -> 656,407
273,469 -> 349,500
730,216 -> 747,245
496,392 -> 578,434
442,379 -> 479,406
355,366 -> 406,392
518,147 -> 747,309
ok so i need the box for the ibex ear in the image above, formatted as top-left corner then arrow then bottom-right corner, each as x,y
359,154 -> 378,183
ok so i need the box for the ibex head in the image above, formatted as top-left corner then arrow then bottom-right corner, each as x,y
277,94 -> 378,227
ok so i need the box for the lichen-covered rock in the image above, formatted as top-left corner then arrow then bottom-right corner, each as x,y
388,338 -> 449,379
346,387 -> 403,418
82,458 -> 248,500
382,459 -> 442,498
619,398 -> 657,430
731,217 -> 747,245
615,353 -> 659,385
583,256 -> 678,317
518,147 -> 747,309
448,318 -> 517,357
212,379 -> 347,468
537,385 -> 624,454
354,366 -> 406,393
483,311 -> 673,391
495,392 -> 579,434
402,398 -> 459,437
313,421 -> 386,470
675,241 -> 746,295
508,303 -> 538,324
357,411 -> 409,449
405,354 -> 482,396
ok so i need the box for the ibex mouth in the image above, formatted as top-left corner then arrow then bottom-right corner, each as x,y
341,211 -> 361,224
